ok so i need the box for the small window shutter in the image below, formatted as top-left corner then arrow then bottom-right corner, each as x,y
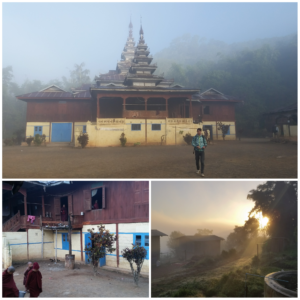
102,186 -> 106,209
83,190 -> 91,211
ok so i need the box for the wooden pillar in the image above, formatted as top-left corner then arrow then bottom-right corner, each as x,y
189,96 -> 192,119
80,228 -> 83,262
55,230 -> 57,263
68,214 -> 72,256
183,100 -> 186,118
24,196 -> 27,216
166,98 -> 168,118
42,196 -> 45,217
41,227 -> 44,259
116,223 -> 119,268
145,98 -> 148,112
27,229 -> 29,261
97,96 -> 100,118
145,119 -> 147,145
122,97 -> 126,117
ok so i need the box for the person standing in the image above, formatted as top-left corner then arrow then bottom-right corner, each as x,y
192,128 -> 207,177
23,262 -> 33,286
25,262 -> 42,298
61,204 -> 67,221
93,200 -> 99,210
2,266 -> 19,297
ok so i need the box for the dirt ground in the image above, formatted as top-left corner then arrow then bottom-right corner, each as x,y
10,261 -> 148,297
3,139 -> 297,178
152,256 -> 253,297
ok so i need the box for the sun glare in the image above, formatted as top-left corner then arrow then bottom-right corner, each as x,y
255,212 -> 269,229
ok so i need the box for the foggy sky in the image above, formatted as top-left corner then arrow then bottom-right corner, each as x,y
2,2 -> 297,85
152,181 -> 265,252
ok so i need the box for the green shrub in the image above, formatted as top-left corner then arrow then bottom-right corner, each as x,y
33,134 -> 46,146
119,132 -> 127,147
3,139 -> 14,146
77,133 -> 89,148
183,133 -> 193,145
26,136 -> 34,146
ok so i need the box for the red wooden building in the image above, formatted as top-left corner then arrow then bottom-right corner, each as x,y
16,22 -> 241,145
2,181 -> 149,272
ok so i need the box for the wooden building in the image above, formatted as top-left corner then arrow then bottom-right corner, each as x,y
16,21 -> 241,146
2,181 -> 149,272
263,103 -> 297,137
151,229 -> 168,265
173,235 -> 224,261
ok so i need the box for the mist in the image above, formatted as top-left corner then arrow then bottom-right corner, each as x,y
3,2 -> 297,84
152,181 -> 266,253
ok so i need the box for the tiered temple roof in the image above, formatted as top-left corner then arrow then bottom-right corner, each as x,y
95,21 -> 174,89
124,26 -> 164,87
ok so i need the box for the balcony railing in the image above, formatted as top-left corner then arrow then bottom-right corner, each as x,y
3,211 -> 21,232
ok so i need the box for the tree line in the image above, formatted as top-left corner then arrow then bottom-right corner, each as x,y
155,34 -> 297,136
2,63 -> 91,139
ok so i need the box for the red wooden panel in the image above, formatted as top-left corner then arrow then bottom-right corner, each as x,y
54,197 -> 60,221
83,190 -> 91,211
68,195 -> 73,214
102,186 -> 106,209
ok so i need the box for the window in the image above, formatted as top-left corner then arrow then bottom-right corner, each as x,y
151,124 -> 161,131
83,125 -> 87,133
91,187 -> 105,210
133,233 -> 149,259
131,124 -> 141,131
145,235 -> 149,247
203,106 -> 210,115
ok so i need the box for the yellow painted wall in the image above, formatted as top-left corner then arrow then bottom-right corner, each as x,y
83,118 -> 237,147
146,119 -> 166,144
54,231 -> 82,261
26,122 -> 51,142
82,224 -> 117,268
290,125 -> 297,137
2,230 -> 54,262
118,222 -> 149,273
125,119 -> 146,145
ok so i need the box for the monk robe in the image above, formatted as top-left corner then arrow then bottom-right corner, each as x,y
2,269 -> 19,297
61,207 -> 67,221
23,267 -> 33,285
26,270 -> 42,298
93,202 -> 99,210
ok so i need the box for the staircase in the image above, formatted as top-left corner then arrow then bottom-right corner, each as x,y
3,211 -> 21,232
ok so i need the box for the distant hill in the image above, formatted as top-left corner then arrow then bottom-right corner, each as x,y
153,33 -> 297,75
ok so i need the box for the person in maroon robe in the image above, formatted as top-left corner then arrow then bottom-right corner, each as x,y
61,204 -> 67,221
93,200 -> 99,210
23,262 -> 33,286
2,266 -> 19,297
25,262 -> 42,298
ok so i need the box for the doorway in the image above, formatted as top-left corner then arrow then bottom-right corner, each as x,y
60,196 -> 68,221
203,125 -> 213,140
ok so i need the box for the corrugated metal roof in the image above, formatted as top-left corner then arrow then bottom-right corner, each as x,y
17,90 -> 91,100
175,235 -> 224,241
151,229 -> 168,236
264,103 -> 297,114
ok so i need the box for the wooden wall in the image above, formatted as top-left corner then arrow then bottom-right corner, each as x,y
71,181 -> 149,224
26,100 -> 93,122
192,102 -> 236,122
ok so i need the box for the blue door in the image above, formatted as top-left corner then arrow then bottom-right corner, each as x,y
34,126 -> 43,136
51,123 -> 72,142
84,233 -> 106,266
62,233 -> 69,250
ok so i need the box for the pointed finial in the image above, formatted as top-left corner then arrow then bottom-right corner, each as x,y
129,14 -> 133,29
